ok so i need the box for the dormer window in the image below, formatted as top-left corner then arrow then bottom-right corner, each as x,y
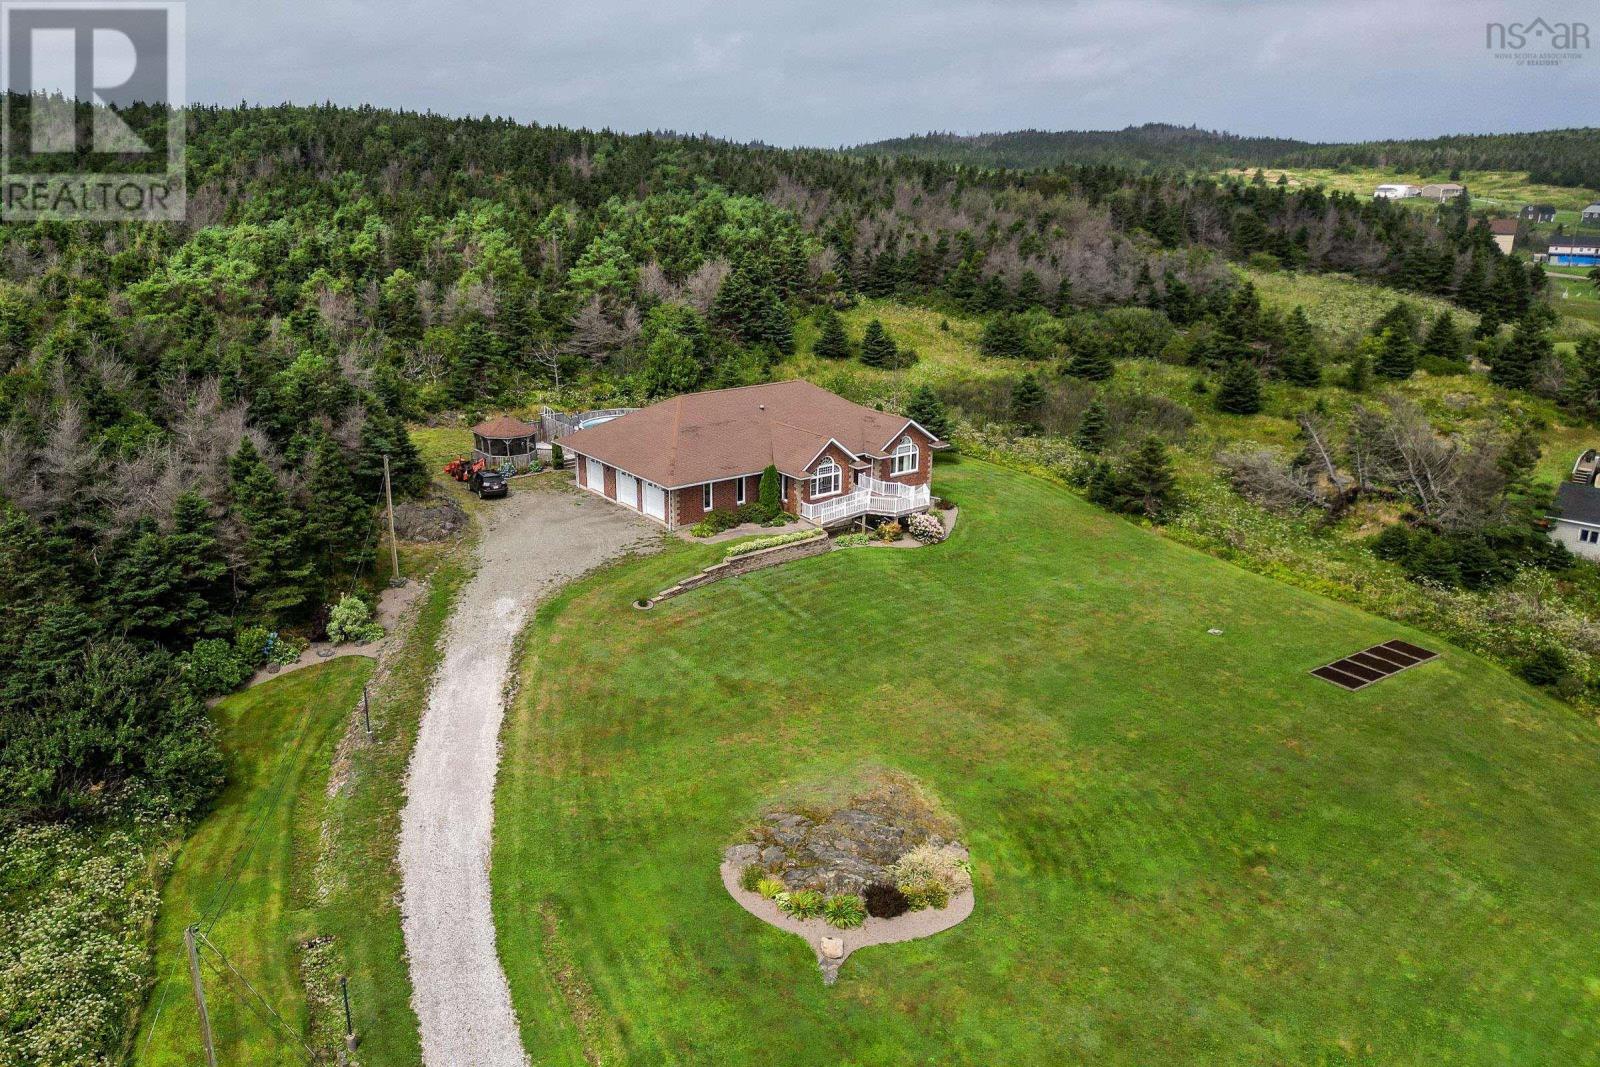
891,436 -> 918,476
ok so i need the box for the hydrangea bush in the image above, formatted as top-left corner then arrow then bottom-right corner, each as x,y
905,512 -> 945,545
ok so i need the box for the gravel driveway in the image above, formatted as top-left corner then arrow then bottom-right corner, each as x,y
399,480 -> 656,1066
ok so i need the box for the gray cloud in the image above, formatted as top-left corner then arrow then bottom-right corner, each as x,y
187,0 -> 1597,145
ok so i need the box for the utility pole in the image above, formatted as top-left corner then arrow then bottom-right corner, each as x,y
361,685 -> 372,741
184,924 -> 218,1067
383,454 -> 400,584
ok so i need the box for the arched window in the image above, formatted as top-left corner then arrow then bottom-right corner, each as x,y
891,436 -> 919,476
811,458 -> 841,498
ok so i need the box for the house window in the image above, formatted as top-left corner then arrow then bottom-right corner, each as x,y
1582,528 -> 1599,544
811,458 -> 841,498
702,483 -> 714,511
736,477 -> 746,505
891,436 -> 919,476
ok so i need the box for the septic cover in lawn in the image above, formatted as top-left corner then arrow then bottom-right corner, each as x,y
1312,640 -> 1438,691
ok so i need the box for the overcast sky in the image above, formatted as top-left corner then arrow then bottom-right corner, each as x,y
189,0 -> 1597,146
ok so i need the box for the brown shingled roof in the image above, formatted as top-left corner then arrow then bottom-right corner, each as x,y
1488,219 -> 1521,235
472,415 -> 539,438
557,380 -> 939,488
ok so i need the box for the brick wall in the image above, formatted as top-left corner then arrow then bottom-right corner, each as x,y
675,474 -> 761,526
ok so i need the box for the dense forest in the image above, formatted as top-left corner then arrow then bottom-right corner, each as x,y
0,98 -> 1559,827
850,123 -> 1600,190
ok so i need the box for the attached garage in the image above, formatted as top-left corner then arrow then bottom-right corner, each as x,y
615,471 -> 639,509
643,481 -> 666,522
585,457 -> 604,493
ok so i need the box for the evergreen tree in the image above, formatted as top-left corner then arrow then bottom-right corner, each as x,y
813,309 -> 852,360
757,464 -> 782,516
105,494 -> 228,646
905,384 -> 951,440
1121,436 -> 1177,519
1489,317 -> 1550,390
308,431 -> 376,582
1421,311 -> 1463,364
1345,347 -> 1373,393
859,319 -> 898,368
1072,398 -> 1109,453
1280,307 -> 1322,386
1011,373 -> 1045,430
1063,323 -> 1113,381
1373,327 -> 1417,380
1215,360 -> 1263,415
229,439 -> 313,618
979,313 -> 1029,359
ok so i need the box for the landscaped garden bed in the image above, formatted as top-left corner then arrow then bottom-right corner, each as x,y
721,768 -> 974,982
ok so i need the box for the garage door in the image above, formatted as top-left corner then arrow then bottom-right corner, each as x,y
642,482 -> 666,522
585,457 -> 603,493
615,471 -> 639,509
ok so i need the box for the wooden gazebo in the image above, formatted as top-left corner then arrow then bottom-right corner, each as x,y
471,415 -> 540,470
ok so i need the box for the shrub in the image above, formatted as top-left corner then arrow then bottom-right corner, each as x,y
1521,645 -> 1570,687
264,632 -> 307,667
689,520 -> 715,537
778,888 -> 825,919
186,637 -> 252,696
900,878 -> 950,911
756,877 -> 786,900
835,532 -> 872,548
875,520 -> 903,542
739,864 -> 765,892
823,893 -> 867,929
864,882 -> 910,918
758,464 -> 781,513
890,842 -> 973,906
233,625 -> 272,666
724,529 -> 823,560
692,508 -> 744,537
905,512 -> 944,545
550,442 -> 564,469
327,593 -> 385,644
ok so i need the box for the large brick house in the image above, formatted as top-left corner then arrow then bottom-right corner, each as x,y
559,380 -> 942,530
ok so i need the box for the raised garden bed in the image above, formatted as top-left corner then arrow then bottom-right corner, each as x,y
721,768 -> 974,983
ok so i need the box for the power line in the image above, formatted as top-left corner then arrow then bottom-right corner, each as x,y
198,933 -> 317,1063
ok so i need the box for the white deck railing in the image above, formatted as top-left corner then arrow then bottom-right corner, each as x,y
798,475 -> 930,525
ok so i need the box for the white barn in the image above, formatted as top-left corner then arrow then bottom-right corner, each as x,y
1373,184 -> 1421,200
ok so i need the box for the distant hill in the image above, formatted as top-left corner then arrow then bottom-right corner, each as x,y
847,123 -> 1600,190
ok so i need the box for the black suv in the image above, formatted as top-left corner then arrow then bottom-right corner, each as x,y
470,469 -> 508,499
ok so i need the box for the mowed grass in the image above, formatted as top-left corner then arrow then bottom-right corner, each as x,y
137,658 -> 374,1065
491,458 -> 1600,1065
1218,166 -> 1596,213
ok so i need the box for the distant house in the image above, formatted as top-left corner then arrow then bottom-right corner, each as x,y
559,380 -> 941,530
1539,237 -> 1600,267
1521,204 -> 1557,223
1373,184 -> 1420,200
1549,451 -> 1600,560
1583,203 -> 1600,223
1419,183 -> 1464,201
1487,218 -> 1521,255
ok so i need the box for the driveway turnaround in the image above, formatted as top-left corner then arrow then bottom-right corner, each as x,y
399,481 -> 656,1066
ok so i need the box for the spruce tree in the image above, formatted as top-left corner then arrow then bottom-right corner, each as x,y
905,384 -> 951,439
1490,317 -> 1549,390
1121,436 -> 1176,519
1072,399 -> 1109,453
1345,351 -> 1372,393
1373,327 -> 1417,381
979,313 -> 1028,359
1011,373 -> 1045,430
229,439 -> 313,618
859,319 -> 898,368
309,432 -> 376,582
1215,360 -> 1263,415
813,309 -> 852,360
1064,332 -> 1113,381
1421,311 -> 1462,364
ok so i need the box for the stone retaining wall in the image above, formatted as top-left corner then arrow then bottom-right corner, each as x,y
650,533 -> 831,603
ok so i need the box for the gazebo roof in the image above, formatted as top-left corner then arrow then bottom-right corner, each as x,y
472,415 -> 539,438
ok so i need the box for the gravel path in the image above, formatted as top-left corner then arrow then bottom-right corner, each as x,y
400,482 -> 656,1066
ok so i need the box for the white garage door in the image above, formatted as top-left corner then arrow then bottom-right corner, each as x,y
615,471 -> 639,509
642,482 -> 666,521
585,457 -> 603,493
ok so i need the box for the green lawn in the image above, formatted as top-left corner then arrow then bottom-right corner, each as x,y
136,658 -> 374,1065
492,457 -> 1600,1065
